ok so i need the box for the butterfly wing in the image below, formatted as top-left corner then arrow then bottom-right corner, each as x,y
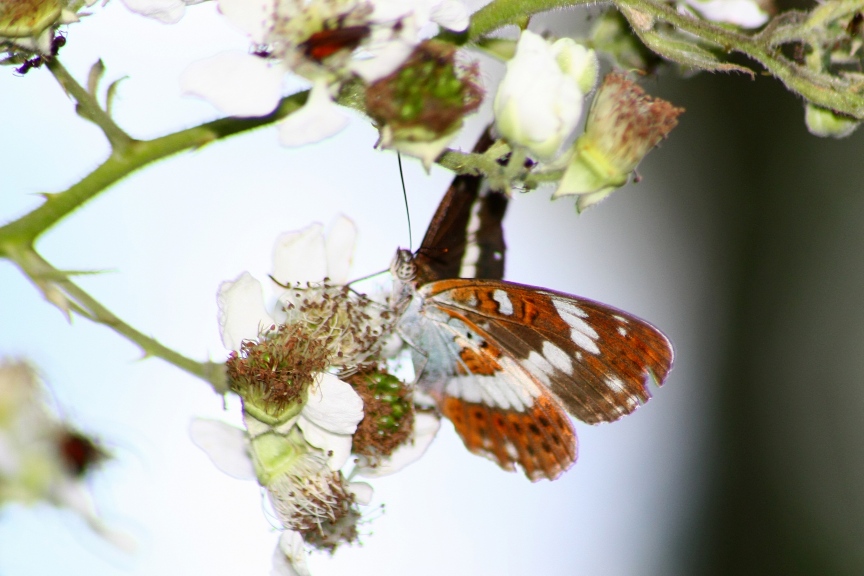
400,298 -> 577,481
421,279 -> 674,425
413,128 -> 508,284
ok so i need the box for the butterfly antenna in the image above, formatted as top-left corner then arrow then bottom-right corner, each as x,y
397,152 -> 413,251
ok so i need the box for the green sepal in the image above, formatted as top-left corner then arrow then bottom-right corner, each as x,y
249,429 -> 305,487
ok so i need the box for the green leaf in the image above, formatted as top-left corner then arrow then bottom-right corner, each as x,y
86,60 -> 105,97
105,76 -> 128,117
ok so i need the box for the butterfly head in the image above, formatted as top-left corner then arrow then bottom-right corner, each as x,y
389,249 -> 419,311
390,249 -> 417,283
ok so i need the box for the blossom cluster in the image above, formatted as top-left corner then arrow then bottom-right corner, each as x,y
196,217 -> 439,574
0,359 -> 130,548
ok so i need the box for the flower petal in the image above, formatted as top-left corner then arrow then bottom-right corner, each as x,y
271,531 -> 311,576
295,417 -> 354,470
120,0 -> 186,24
277,80 -> 350,146
351,33 -> 415,83
297,373 -> 364,470
182,52 -> 284,117
324,216 -> 357,285
271,223 -> 327,286
302,373 -> 364,435
348,481 -> 374,505
430,0 -> 469,31
218,0 -> 273,43
189,418 -> 257,480
218,272 -> 275,351
355,412 -> 441,477
684,0 -> 769,27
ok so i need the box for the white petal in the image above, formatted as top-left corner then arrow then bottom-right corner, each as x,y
685,0 -> 768,27
278,81 -> 350,146
271,532 -> 311,576
355,412 -> 441,477
296,417 -> 354,470
121,0 -> 186,23
182,52 -> 284,117
218,272 -> 275,351
302,373 -> 364,435
271,223 -> 327,285
324,216 -> 357,284
348,481 -> 374,505
430,0 -> 469,31
351,35 -> 415,83
218,0 -> 273,43
189,418 -> 256,480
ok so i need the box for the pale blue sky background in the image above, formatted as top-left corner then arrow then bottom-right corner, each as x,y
0,3 -> 713,575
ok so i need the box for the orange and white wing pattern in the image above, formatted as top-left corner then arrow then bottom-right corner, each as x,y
397,276 -> 673,481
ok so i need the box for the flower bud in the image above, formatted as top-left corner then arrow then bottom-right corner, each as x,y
805,103 -> 859,139
555,72 -> 684,211
493,30 -> 598,161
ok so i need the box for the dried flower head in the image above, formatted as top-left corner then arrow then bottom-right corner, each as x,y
555,72 -> 684,210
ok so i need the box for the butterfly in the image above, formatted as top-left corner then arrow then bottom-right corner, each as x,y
389,130 -> 674,481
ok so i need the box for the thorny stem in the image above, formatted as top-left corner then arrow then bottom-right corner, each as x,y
47,59 -> 134,150
0,91 -> 309,247
614,0 -> 864,118
2,244 -> 228,394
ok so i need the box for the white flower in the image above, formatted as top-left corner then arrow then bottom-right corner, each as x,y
0,0 -> 83,54
120,0 -> 206,24
217,217 -> 390,470
681,0 -> 769,28
272,531 -> 311,576
278,79 -> 351,147
493,31 -> 598,161
0,359 -> 132,550
191,419 -> 372,574
181,0 -> 470,143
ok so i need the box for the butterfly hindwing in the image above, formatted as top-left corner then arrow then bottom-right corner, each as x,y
402,299 -> 578,480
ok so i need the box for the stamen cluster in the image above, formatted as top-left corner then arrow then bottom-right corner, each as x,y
268,449 -> 361,552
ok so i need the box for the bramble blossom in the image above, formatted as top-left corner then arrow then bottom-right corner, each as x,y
0,0 -> 89,55
181,0 -> 470,145
0,359 -> 130,549
201,217 -> 438,573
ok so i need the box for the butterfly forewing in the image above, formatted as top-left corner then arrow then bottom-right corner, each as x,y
412,128 -> 508,285
420,279 -> 674,425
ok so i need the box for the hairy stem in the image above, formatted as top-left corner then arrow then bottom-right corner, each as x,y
3,244 -> 228,393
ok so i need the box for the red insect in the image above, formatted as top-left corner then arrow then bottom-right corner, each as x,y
300,25 -> 371,62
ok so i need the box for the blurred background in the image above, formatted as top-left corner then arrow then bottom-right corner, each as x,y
1,1 -> 862,575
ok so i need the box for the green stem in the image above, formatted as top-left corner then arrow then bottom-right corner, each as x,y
47,58 -> 134,151
615,0 -> 864,118
0,91 -> 308,247
467,0 -> 593,40
3,244 -> 228,393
